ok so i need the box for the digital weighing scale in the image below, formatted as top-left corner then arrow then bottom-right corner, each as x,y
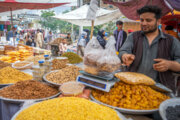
76,71 -> 118,92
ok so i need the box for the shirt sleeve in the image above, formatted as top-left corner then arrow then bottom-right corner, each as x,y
171,37 -> 180,63
119,33 -> 134,60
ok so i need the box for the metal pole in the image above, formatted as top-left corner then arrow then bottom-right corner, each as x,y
79,0 -> 83,36
10,7 -> 13,27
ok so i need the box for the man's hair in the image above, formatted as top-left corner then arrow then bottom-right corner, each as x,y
116,21 -> 123,25
137,5 -> 162,19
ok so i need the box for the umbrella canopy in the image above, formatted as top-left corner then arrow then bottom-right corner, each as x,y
0,0 -> 68,13
162,10 -> 180,28
103,0 -> 173,20
53,5 -> 122,26
166,0 -> 180,11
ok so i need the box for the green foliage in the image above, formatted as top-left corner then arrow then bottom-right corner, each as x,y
39,10 -> 79,33
39,10 -> 116,36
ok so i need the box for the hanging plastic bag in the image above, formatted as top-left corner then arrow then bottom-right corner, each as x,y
83,37 -> 104,75
97,36 -> 121,74
84,37 -> 104,66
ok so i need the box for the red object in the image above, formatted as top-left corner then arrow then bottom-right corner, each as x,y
0,0 -> 68,13
162,15 -> 180,28
128,29 -> 133,33
103,0 -> 172,20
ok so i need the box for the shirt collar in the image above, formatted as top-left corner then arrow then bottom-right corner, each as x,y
140,29 -> 166,39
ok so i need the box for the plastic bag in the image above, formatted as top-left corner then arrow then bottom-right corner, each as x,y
59,81 -> 85,96
84,37 -> 104,67
97,36 -> 121,73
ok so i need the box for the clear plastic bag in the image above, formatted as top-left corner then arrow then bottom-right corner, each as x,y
97,36 -> 121,73
84,37 -> 104,66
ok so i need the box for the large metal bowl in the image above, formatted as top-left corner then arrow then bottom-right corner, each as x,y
91,94 -> 165,115
0,83 -> 13,89
11,99 -> 130,120
159,98 -> 180,120
43,70 -> 62,87
0,84 -> 61,104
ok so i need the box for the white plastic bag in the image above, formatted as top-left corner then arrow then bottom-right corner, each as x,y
97,36 -> 121,73
84,37 -> 104,66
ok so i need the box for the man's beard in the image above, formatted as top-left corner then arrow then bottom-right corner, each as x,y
141,23 -> 158,34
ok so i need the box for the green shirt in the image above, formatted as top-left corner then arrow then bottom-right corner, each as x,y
119,30 -> 180,81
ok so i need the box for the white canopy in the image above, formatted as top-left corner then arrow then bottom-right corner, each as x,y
53,5 -> 122,26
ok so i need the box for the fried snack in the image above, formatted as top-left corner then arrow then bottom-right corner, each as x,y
60,82 -> 85,96
25,55 -> 44,65
13,61 -> 31,68
115,72 -> 156,85
0,66 -> 33,84
92,81 -> 169,110
62,52 -> 82,64
0,80 -> 58,99
52,58 -> 68,70
46,65 -> 81,84
15,97 -> 120,120
84,65 -> 99,75
0,60 -> 11,69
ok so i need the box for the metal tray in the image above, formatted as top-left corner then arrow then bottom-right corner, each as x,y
0,83 -> 13,89
43,70 -> 62,86
159,98 -> 180,120
79,70 -> 119,81
90,94 -> 170,115
11,99 -> 129,120
0,84 -> 61,103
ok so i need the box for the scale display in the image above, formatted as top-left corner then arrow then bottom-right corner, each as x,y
76,75 -> 117,92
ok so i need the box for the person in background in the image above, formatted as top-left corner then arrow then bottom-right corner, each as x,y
96,30 -> 106,49
66,33 -> 73,45
59,39 -> 67,55
119,5 -> 180,94
7,27 -> 14,41
114,21 -> 127,52
35,29 -> 43,48
47,31 -> 53,50
77,31 -> 87,57
25,32 -> 32,46
165,25 -> 178,39
83,29 -> 90,44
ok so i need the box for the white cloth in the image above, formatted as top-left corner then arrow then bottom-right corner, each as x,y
59,43 -> 67,53
36,32 -> 43,48
78,38 -> 86,47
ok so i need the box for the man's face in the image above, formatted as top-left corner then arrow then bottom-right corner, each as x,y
116,24 -> 122,30
140,12 -> 160,34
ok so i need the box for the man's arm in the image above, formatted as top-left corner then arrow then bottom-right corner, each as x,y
119,33 -> 134,59
154,37 -> 180,72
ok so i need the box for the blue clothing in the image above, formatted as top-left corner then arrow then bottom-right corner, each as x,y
7,30 -> 13,41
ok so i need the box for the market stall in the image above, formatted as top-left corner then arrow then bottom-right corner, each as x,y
161,10 -> 180,40
0,40 -> 178,120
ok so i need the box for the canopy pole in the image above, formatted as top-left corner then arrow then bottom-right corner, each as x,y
10,7 -> 13,27
90,20 -> 94,39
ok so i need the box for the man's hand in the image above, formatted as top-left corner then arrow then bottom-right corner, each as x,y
153,59 -> 171,72
122,54 -> 135,66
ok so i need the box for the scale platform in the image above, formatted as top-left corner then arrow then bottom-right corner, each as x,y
76,75 -> 118,92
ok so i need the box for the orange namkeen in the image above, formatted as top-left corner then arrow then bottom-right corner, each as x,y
92,81 -> 170,110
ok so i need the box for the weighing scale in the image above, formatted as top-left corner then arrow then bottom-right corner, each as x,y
76,71 -> 118,92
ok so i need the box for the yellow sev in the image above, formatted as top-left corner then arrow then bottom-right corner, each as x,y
15,97 -> 120,120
